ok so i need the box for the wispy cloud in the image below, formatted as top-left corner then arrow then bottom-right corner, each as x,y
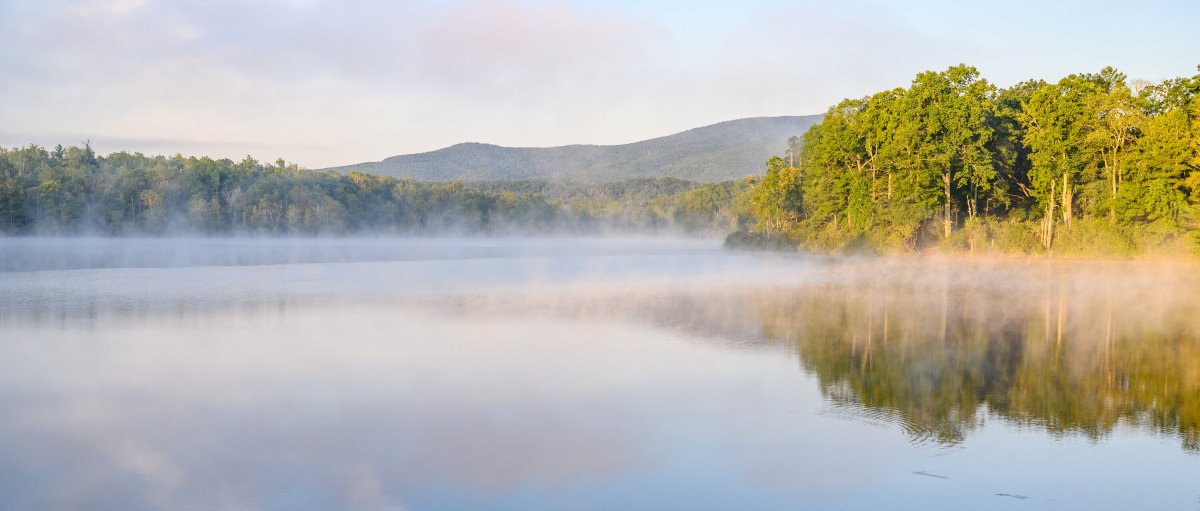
0,0 -> 662,166
1,0 -> 1197,168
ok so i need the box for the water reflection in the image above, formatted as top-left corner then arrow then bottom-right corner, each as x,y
2,240 -> 1199,510
354,256 -> 1200,451
755,265 -> 1200,451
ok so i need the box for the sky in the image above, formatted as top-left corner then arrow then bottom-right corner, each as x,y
1,0 -> 1198,168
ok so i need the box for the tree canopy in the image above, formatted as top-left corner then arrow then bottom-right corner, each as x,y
738,65 -> 1200,257
0,146 -> 753,236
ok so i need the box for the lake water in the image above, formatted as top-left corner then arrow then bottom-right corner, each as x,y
1,237 -> 1198,510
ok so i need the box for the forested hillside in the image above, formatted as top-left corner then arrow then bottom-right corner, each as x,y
0,146 -> 752,236
324,116 -> 821,182
737,65 -> 1200,257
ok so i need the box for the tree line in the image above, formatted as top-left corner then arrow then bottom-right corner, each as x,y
0,145 -> 753,236
740,64 -> 1200,256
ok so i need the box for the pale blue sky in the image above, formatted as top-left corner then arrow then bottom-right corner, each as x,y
1,0 -> 1197,167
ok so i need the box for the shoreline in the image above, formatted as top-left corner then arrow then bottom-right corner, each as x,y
723,232 -> 1200,264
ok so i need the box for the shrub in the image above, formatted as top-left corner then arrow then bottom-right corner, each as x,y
1052,218 -> 1136,258
993,220 -> 1043,256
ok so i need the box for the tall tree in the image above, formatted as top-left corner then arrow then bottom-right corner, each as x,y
1084,67 -> 1144,221
895,65 -> 996,238
1022,74 -> 1103,247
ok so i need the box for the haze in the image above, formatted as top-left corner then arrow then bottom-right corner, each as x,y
2,0 -> 1198,168
3,238 -> 1199,509
3,2 -> 1200,508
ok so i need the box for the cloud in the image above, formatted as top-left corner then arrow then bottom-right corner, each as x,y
0,0 -> 660,166
2,0 -> 1196,168
413,0 -> 649,90
6,0 -> 651,91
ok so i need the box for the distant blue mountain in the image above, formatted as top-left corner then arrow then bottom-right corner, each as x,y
323,115 -> 821,182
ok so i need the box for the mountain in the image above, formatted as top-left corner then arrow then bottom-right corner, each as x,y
323,115 -> 821,182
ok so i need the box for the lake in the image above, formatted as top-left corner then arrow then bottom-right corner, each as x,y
1,237 -> 1197,510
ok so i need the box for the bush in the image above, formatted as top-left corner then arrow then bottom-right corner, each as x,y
943,217 -> 993,254
1052,218 -> 1136,258
723,230 -> 798,251
993,220 -> 1043,256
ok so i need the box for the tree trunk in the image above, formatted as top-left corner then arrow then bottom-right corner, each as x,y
968,184 -> 978,219
1045,179 -> 1057,250
943,171 -> 952,238
871,167 -> 877,205
1061,172 -> 1072,229
1110,146 -> 1119,222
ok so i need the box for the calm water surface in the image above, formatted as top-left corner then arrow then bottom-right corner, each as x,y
1,238 -> 1198,510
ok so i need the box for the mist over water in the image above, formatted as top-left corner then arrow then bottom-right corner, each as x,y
1,237 -> 1198,510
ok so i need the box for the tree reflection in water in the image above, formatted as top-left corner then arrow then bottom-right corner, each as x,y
744,263 -> 1200,450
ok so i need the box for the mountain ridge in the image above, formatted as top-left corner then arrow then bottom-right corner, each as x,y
323,115 -> 821,182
